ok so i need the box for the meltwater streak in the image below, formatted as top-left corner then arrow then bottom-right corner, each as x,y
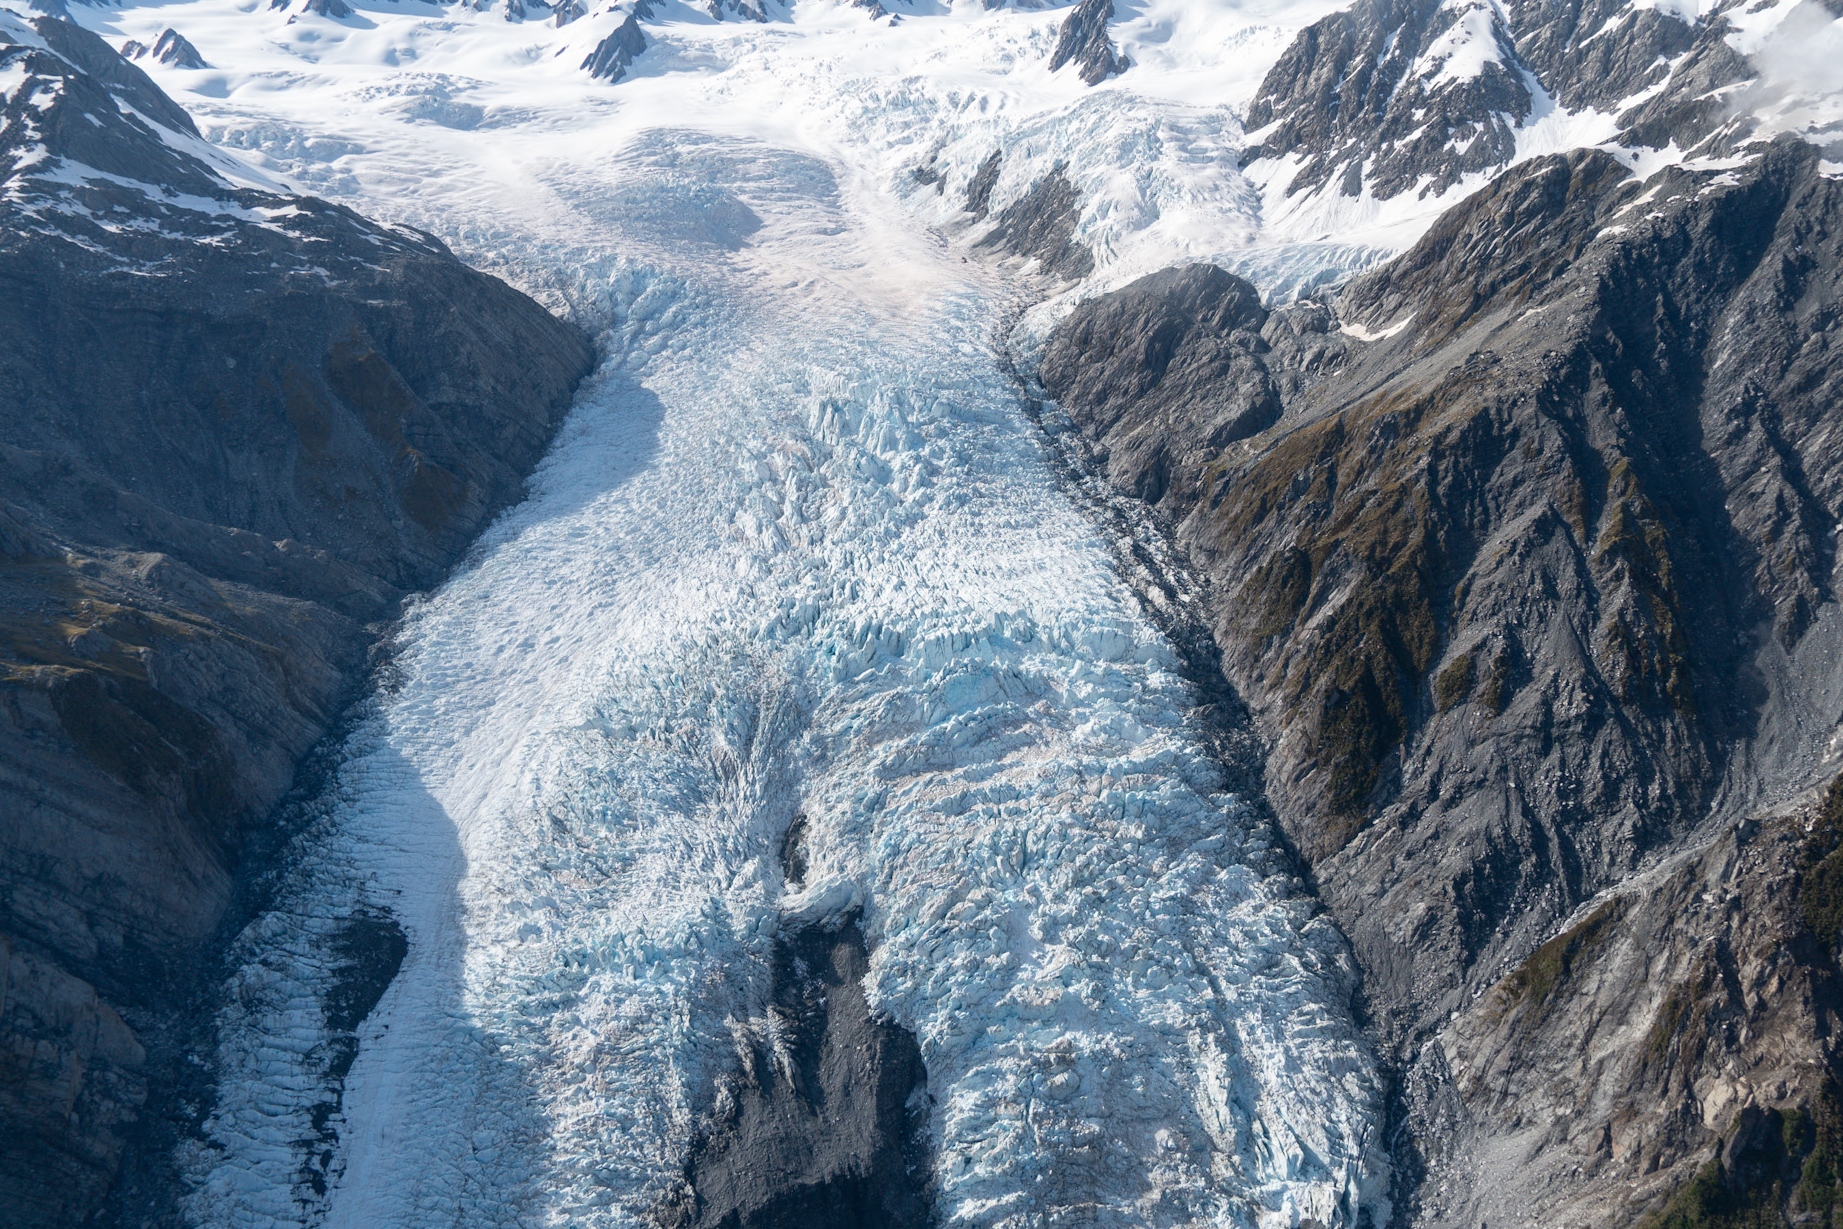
185,127 -> 1386,1229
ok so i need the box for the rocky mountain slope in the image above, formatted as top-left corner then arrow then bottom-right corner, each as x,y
1244,0 -> 1764,203
1039,94 -> 1843,1229
0,14 -> 593,1225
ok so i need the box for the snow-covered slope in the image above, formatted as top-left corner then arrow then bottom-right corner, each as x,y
63,0 -> 1843,301
53,0 -> 1397,307
26,0 -> 1843,1223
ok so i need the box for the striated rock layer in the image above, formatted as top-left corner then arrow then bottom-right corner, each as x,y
1040,136 -> 1843,1225
0,14 -> 594,1225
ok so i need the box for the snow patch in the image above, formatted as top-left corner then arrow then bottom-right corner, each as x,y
1415,0 -> 1507,91
1340,314 -> 1412,340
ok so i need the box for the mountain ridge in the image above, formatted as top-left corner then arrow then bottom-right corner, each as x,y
8,0 -> 1843,1222
1038,122 -> 1843,1229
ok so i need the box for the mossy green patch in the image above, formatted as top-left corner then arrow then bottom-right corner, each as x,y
1434,652 -> 1474,712
1498,897 -> 1625,1025
1642,1092 -> 1843,1229
1595,456 -> 1696,718
1243,546 -> 1312,640
1479,644 -> 1515,716
1201,369 -> 1550,856
1798,774 -> 1843,957
325,330 -> 418,448
1645,975 -> 1697,1067
0,557 -> 242,837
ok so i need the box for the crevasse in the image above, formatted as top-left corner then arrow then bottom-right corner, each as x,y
186,136 -> 1386,1228
94,6 -> 1401,1228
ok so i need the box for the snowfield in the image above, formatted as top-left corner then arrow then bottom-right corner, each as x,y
39,0 -> 1439,1224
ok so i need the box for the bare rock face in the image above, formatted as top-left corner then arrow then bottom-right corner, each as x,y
1428,779 -> 1843,1228
582,10 -> 646,81
660,915 -> 934,1229
974,163 -> 1094,281
1245,0 -> 1754,203
1039,263 -> 1343,506
1037,136 -> 1843,1224
1047,0 -> 1127,86
0,935 -> 148,1226
0,15 -> 594,1225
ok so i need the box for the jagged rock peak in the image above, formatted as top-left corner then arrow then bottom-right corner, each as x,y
1246,0 -> 1756,202
581,9 -> 645,81
974,161 -> 1094,280
269,0 -> 355,16
1048,0 -> 1127,85
4,10 -> 220,199
492,0 -> 530,21
121,27 -> 206,69
706,0 -> 769,21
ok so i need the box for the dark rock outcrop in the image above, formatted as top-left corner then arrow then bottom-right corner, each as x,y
1038,136 -> 1843,1225
1047,0 -> 1127,86
1040,263 -> 1340,505
149,27 -> 204,68
963,148 -> 1001,220
582,10 -> 646,82
660,915 -> 933,1229
0,15 -> 594,1225
975,163 -> 1093,280
706,0 -> 769,22
121,28 -> 206,69
271,0 -> 353,17
1246,0 -> 1753,202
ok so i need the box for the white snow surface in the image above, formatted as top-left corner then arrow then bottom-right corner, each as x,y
1414,0 -> 1508,90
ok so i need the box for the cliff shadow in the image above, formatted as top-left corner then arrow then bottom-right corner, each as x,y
472,365 -> 668,539
98,723 -> 551,1227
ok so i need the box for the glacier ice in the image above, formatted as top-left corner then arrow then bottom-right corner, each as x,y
186,150 -> 1389,1229
34,1 -> 1414,1225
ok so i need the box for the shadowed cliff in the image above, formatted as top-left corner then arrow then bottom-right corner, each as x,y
0,14 -> 594,1224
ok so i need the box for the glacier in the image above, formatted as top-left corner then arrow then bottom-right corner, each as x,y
41,0 -> 1432,1224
